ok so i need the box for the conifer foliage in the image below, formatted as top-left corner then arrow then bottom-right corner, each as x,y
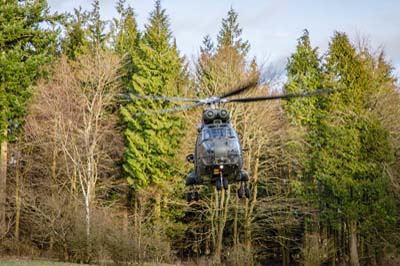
0,0 -> 58,237
0,0 -> 58,140
121,0 -> 188,188
284,30 -> 398,265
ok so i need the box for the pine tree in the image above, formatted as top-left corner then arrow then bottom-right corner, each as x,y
62,1 -> 108,58
282,30 -> 329,265
195,35 -> 216,94
114,0 -> 139,53
216,7 -> 249,56
61,7 -> 90,59
112,0 -> 140,85
283,30 -> 326,241
120,3 -> 189,253
320,32 -> 396,265
87,0 -> 108,48
196,7 -> 255,97
284,29 -> 324,127
0,0 -> 58,237
121,0 -> 187,190
285,31 -> 397,265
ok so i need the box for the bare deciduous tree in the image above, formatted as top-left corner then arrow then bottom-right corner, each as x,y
25,49 -> 123,261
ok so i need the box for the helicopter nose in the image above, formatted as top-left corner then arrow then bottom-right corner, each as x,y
214,141 -> 228,163
217,157 -> 227,164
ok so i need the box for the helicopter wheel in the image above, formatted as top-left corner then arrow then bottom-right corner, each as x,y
186,191 -> 200,202
244,186 -> 250,199
223,178 -> 229,190
186,192 -> 192,202
193,191 -> 199,201
237,185 -> 244,198
216,179 -> 222,190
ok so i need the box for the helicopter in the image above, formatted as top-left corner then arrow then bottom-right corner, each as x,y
131,82 -> 335,202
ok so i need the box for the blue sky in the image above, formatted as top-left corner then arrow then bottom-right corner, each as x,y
48,0 -> 400,78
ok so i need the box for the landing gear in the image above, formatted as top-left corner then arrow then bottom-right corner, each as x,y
186,185 -> 199,203
223,178 -> 229,190
216,170 -> 229,191
237,181 -> 250,199
216,179 -> 222,190
186,172 -> 202,186
245,186 -> 250,198
186,172 -> 201,203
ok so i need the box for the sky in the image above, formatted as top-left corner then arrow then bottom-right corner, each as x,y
47,0 -> 400,79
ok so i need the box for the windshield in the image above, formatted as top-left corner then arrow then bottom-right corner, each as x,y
201,126 -> 236,140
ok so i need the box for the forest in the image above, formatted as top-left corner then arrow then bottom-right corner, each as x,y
1,1 -> 400,266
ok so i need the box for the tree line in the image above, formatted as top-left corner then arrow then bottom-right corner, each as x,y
0,1 -> 399,266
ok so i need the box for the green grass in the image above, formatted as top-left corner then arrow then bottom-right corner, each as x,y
0,259 -> 93,266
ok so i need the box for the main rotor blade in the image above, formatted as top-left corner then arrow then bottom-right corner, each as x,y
136,102 -> 205,116
225,88 -> 337,103
117,93 -> 200,103
135,94 -> 201,103
219,80 -> 259,99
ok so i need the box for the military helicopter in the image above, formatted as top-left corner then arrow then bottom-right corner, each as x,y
132,82 -> 335,202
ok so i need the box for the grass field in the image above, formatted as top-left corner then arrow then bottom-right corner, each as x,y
0,259 -> 92,266
0,259 -> 180,266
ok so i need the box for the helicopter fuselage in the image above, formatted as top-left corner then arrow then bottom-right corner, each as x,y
185,108 -> 249,197
195,123 -> 242,181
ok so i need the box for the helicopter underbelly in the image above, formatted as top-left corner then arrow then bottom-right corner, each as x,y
198,150 -> 242,178
199,163 -> 240,177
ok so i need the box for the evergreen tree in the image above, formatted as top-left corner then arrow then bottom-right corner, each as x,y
319,32 -> 396,265
196,7 -> 255,97
216,7 -> 249,56
283,30 -> 326,240
0,0 -> 58,236
282,29 -> 327,265
61,7 -> 90,59
285,31 -> 397,265
87,0 -> 108,48
112,0 -> 140,85
61,0 -> 108,58
284,29 -> 324,127
121,0 -> 187,189
195,35 -> 216,95
200,35 -> 214,57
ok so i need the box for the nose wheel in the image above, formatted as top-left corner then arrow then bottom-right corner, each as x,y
238,181 -> 250,199
216,170 -> 229,191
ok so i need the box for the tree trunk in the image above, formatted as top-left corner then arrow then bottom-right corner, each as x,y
15,150 -> 20,242
331,228 -> 336,266
0,132 -> 8,237
233,192 -> 239,251
214,189 -> 224,265
122,207 -> 129,234
214,187 -> 231,265
154,191 -> 161,241
349,220 -> 360,266
281,242 -> 290,266
134,195 -> 142,262
85,193 -> 91,263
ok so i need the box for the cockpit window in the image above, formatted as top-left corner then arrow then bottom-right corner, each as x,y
201,126 -> 236,140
